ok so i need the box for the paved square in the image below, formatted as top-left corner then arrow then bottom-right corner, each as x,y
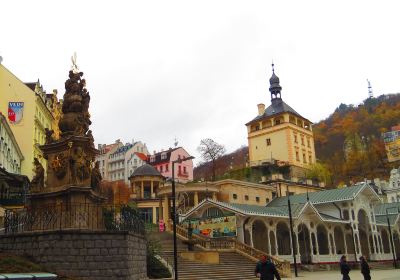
283,269 -> 399,280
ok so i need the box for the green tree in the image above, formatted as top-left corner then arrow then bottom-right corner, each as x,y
306,162 -> 332,185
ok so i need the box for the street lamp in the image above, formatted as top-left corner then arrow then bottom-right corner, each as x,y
385,206 -> 400,268
171,155 -> 194,280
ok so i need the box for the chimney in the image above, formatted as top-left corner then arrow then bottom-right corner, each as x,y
257,103 -> 265,116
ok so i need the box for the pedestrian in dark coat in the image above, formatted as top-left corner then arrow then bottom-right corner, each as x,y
340,255 -> 351,280
255,255 -> 281,280
359,256 -> 371,280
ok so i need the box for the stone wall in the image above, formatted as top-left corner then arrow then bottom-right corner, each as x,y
0,230 -> 147,280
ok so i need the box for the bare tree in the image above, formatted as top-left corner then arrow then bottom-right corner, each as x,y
197,138 -> 226,181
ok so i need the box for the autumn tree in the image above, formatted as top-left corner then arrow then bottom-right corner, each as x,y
197,138 -> 226,181
101,180 -> 131,205
305,162 -> 332,185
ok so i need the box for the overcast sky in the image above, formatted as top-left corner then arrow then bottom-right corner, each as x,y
1,1 -> 400,164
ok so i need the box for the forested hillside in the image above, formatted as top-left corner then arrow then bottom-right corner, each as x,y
194,94 -> 400,186
194,146 -> 248,181
313,93 -> 400,185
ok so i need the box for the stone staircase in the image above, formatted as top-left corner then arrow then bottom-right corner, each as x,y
151,231 -> 259,280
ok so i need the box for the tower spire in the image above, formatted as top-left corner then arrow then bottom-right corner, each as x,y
269,63 -> 282,101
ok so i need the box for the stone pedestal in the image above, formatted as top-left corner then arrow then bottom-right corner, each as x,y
39,136 -> 97,192
28,135 -> 106,231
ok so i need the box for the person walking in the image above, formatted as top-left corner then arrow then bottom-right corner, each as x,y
359,256 -> 371,280
255,255 -> 281,280
340,255 -> 351,280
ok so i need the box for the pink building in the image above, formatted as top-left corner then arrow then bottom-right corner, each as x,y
148,147 -> 193,183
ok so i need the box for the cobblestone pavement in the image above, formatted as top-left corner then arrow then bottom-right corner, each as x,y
283,269 -> 400,280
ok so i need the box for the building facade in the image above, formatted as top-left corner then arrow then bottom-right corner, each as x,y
183,184 -> 400,264
0,64 -> 60,179
129,164 -> 165,224
96,139 -> 149,184
148,147 -> 194,183
382,125 -> 400,163
0,113 -> 23,174
246,67 -> 316,177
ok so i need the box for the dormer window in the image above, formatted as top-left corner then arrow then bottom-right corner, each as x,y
161,152 -> 167,160
150,155 -> 155,162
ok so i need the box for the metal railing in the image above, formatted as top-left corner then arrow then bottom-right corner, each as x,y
174,224 -> 291,277
4,203 -> 145,235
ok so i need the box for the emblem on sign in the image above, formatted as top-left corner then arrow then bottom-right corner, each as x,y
8,102 -> 24,124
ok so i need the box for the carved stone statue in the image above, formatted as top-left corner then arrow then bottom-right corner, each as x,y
31,157 -> 45,190
45,128 -> 55,144
58,69 -> 91,138
86,130 -> 94,146
91,161 -> 102,191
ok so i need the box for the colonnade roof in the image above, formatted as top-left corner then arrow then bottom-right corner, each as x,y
268,183 -> 380,206
375,214 -> 399,226
374,201 -> 400,226
374,201 -> 400,215
182,198 -> 346,224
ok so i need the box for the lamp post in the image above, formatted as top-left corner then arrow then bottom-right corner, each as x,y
385,206 -> 400,268
171,155 -> 194,280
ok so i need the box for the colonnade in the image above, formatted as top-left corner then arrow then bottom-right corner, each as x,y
240,214 -> 399,263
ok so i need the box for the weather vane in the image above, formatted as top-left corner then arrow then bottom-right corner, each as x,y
71,52 -> 79,73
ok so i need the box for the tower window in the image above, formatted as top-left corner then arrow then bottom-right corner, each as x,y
309,155 -> 312,164
245,195 -> 249,201
266,138 -> 271,146
256,196 -> 260,202
233,194 -> 237,200
294,134 -> 298,143
296,151 -> 300,161
301,137 -> 305,146
303,153 -> 307,163
307,138 -> 311,147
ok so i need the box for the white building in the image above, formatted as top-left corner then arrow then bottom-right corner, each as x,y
182,183 -> 400,264
96,139 -> 149,184
0,113 -> 23,174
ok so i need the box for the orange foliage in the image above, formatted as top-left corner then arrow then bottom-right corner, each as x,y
314,94 -> 400,186
100,180 -> 130,205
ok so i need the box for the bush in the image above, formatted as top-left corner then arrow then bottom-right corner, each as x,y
147,238 -> 171,279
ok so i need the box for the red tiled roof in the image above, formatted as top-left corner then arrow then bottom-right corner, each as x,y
135,152 -> 148,161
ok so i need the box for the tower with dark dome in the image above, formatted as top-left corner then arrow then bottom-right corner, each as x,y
245,64 -> 317,178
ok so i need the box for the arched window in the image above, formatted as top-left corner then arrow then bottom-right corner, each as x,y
317,225 -> 329,255
276,222 -> 291,255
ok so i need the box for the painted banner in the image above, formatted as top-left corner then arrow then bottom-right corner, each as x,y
8,102 -> 24,124
184,215 -> 237,238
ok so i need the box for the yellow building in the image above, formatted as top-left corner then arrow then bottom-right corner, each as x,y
0,64 -> 60,179
246,66 -> 316,177
129,164 -> 165,224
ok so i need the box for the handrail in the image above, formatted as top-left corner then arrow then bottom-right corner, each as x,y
173,224 -> 291,277
232,239 -> 291,277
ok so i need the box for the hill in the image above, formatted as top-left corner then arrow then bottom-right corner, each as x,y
194,146 -> 248,181
313,93 -> 400,185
